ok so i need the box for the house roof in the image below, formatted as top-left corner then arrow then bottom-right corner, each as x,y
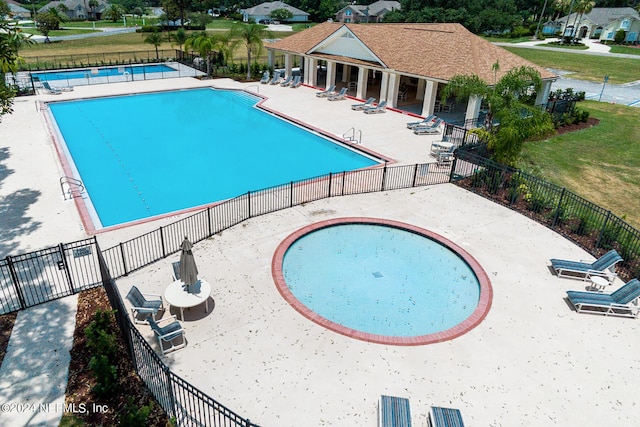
339,1 -> 401,17
38,0 -> 109,13
266,22 -> 557,82
6,0 -> 31,14
241,1 -> 309,17
558,7 -> 639,26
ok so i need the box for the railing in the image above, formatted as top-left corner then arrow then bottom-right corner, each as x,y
451,148 -> 640,280
342,127 -> 362,145
60,176 -> 85,200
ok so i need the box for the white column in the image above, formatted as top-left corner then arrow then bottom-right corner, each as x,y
536,80 -> 553,107
416,79 -> 426,101
307,57 -> 318,87
326,61 -> 337,90
303,57 -> 311,85
421,80 -> 438,117
267,50 -> 275,68
465,95 -> 483,128
387,73 -> 399,108
356,67 -> 368,100
284,54 -> 293,77
379,72 -> 390,103
342,65 -> 351,83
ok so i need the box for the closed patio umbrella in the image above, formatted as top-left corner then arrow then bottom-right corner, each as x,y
179,237 -> 199,293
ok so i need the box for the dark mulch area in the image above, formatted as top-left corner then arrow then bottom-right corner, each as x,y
554,117 -> 600,135
0,312 -> 18,367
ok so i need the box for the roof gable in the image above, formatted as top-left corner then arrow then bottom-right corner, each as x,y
266,23 -> 556,82
309,26 -> 385,66
243,1 -> 309,17
560,7 -> 639,26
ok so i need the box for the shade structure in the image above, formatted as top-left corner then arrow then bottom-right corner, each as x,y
179,237 -> 199,293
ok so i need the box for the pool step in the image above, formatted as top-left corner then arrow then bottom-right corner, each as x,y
60,176 -> 85,201
214,89 -> 260,108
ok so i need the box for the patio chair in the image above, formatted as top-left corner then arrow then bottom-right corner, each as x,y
316,85 -> 336,98
41,81 -> 62,95
147,315 -> 186,355
436,146 -> 455,167
428,406 -> 465,427
280,75 -> 293,87
363,100 -> 387,114
566,278 -> 640,318
379,395 -> 411,427
413,118 -> 444,134
327,87 -> 348,101
126,285 -> 164,324
351,97 -> 376,110
407,115 -> 436,129
172,261 -> 180,281
268,72 -> 282,85
259,71 -> 270,84
551,249 -> 622,283
290,75 -> 302,88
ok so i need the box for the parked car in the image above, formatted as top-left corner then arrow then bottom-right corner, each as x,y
259,19 -> 273,24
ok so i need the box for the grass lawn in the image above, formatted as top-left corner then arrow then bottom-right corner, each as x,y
503,46 -> 640,84
521,101 -> 640,227
609,45 -> 640,56
20,28 -> 99,36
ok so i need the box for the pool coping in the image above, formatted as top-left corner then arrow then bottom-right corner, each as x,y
271,217 -> 493,346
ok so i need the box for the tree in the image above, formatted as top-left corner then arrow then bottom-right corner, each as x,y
171,27 -> 188,58
144,31 -> 164,59
1,19 -> 34,122
571,0 -> 594,42
162,0 -> 193,27
270,8 -> 293,21
88,0 -> 99,20
185,31 -> 216,75
441,63 -> 554,165
35,11 -> 61,42
104,4 -> 125,22
231,23 -> 271,80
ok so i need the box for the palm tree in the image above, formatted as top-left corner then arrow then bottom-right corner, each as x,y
144,31 -> 164,60
171,27 -> 188,60
214,31 -> 238,67
572,0 -> 595,41
231,23 -> 271,80
441,63 -> 554,165
88,0 -> 99,20
185,32 -> 216,75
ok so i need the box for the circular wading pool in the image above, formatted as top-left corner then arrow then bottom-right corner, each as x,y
272,218 -> 492,345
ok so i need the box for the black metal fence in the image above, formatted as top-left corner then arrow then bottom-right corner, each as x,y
451,148 -> 640,279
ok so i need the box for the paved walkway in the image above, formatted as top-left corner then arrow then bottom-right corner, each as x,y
0,295 -> 78,426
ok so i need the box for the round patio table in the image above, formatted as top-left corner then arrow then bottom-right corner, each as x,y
164,279 -> 211,320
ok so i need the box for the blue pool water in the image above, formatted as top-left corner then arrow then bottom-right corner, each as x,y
282,224 -> 480,337
34,64 -> 176,82
48,88 -> 377,228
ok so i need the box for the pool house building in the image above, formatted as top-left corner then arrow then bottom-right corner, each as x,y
266,23 -> 557,122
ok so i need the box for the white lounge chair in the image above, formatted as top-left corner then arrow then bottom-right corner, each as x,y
259,71 -> 270,84
407,115 -> 437,129
316,85 -> 336,98
566,278 -> 640,318
269,72 -> 282,85
280,75 -> 293,87
363,100 -> 387,114
413,118 -> 444,135
429,406 -> 465,427
551,249 -> 622,282
147,315 -> 186,355
351,97 -> 376,110
290,75 -> 302,88
379,395 -> 411,427
327,87 -> 348,101
42,81 -> 62,95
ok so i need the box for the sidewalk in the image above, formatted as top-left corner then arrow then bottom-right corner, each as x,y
0,295 -> 78,426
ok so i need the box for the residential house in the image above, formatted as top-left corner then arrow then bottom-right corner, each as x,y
38,0 -> 110,20
544,7 -> 640,43
5,0 -> 32,19
335,0 -> 400,24
241,1 -> 309,23
266,23 -> 557,121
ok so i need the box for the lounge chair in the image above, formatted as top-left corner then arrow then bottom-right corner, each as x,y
551,249 -> 622,282
351,97 -> 376,110
171,261 -> 180,281
268,72 -> 282,85
280,75 -> 293,87
327,87 -> 348,101
42,81 -> 62,95
413,118 -> 444,135
566,278 -> 640,318
379,395 -> 411,427
363,100 -> 387,114
126,285 -> 164,324
316,85 -> 336,98
428,407 -> 465,427
290,75 -> 302,88
147,315 -> 186,355
259,71 -> 270,84
407,115 -> 437,129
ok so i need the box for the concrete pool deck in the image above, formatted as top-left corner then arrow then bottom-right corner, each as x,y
2,77 -> 640,426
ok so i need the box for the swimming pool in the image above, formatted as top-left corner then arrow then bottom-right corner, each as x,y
47,88 -> 379,229
33,64 -> 177,82
272,218 -> 492,345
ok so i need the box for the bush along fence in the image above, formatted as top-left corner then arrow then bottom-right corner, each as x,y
451,147 -> 640,280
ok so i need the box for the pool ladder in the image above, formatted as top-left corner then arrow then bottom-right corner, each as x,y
60,176 -> 85,201
343,127 -> 362,145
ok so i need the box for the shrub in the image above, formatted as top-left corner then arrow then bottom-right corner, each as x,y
120,398 -> 152,426
89,354 -> 117,397
85,310 -> 116,359
614,29 -> 626,44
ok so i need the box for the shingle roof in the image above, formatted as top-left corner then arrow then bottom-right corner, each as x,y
346,1 -> 401,17
266,22 -> 557,82
560,7 -> 639,26
242,1 -> 309,17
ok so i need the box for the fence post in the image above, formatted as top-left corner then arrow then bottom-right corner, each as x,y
207,207 -> 212,237
412,164 -> 419,187
290,181 -> 294,207
381,162 -> 388,191
247,191 -> 251,218
328,173 -> 332,198
449,156 -> 458,182
119,242 -> 129,276
159,226 -> 167,258
596,210 -> 612,249
341,171 -> 346,195
6,256 -> 26,310
58,243 -> 76,294
552,188 -> 566,227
